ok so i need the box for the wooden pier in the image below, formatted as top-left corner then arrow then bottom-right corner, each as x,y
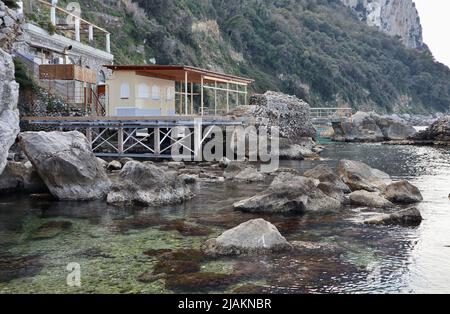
22,116 -> 247,160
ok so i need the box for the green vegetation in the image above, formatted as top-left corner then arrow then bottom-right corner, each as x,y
63,0 -> 450,113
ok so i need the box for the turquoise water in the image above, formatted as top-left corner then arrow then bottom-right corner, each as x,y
0,143 -> 449,294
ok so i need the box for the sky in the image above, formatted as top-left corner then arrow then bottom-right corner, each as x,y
414,0 -> 450,67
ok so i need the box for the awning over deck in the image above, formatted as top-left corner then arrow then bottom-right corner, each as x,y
104,65 -> 253,85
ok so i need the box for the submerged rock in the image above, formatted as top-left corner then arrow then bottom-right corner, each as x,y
202,219 -> 292,256
349,190 -> 395,208
30,221 -> 73,240
165,272 -> 235,291
18,131 -> 111,201
383,180 -> 423,204
0,253 -> 42,283
338,159 -> 392,192
234,172 -> 342,214
107,161 -> 193,206
364,207 -> 423,226
159,220 -> 212,236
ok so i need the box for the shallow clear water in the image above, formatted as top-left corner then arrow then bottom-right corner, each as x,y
0,143 -> 449,294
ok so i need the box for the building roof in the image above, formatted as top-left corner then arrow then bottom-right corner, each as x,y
104,65 -> 254,85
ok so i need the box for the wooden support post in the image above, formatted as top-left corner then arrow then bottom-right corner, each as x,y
185,71 -> 188,116
226,82 -> 229,113
236,84 -> 239,107
201,76 -> 204,116
244,85 -> 248,106
190,82 -> 194,115
89,25 -> 94,42
106,33 -> 111,53
154,127 -> 160,155
214,81 -> 217,116
75,17 -> 81,42
118,127 -> 124,154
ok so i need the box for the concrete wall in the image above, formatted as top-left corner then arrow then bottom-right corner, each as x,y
107,71 -> 176,117
18,23 -> 114,83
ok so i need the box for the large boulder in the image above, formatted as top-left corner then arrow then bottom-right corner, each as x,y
0,161 -> 46,193
332,111 -> 384,142
370,113 -> 417,140
364,207 -> 423,226
202,219 -> 292,256
233,172 -> 342,214
338,159 -> 392,192
18,131 -> 111,200
107,161 -> 193,206
411,116 -> 450,144
0,48 -> 20,175
383,181 -> 423,204
348,190 -> 395,208
332,111 -> 416,142
230,91 -> 317,141
304,164 -> 351,193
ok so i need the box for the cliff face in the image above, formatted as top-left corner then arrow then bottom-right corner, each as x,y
340,0 -> 424,49
0,0 -> 22,175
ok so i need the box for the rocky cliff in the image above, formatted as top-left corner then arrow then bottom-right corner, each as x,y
340,0 -> 423,49
0,0 -> 22,174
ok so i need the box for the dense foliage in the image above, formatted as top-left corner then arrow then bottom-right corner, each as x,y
71,0 -> 450,113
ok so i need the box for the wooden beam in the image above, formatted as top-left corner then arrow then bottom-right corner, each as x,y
201,76 -> 204,116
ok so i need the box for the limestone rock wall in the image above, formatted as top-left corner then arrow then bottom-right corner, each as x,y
0,1 -> 22,175
340,0 -> 424,49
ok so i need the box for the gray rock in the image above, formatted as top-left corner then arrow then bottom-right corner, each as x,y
383,180 -> 423,204
338,159 -> 392,192
107,161 -> 193,206
202,219 -> 292,256
304,164 -> 351,193
370,113 -> 417,140
168,161 -> 185,170
349,190 -> 395,208
233,172 -> 342,214
333,111 -> 384,142
317,182 -> 346,204
0,48 -> 20,175
96,157 -> 108,169
107,160 -> 122,171
364,207 -> 423,226
19,131 -> 111,201
119,157 -> 134,166
0,161 -> 47,193
223,162 -> 266,182
278,137 -> 318,160
229,91 -> 317,140
411,116 -> 450,144
332,111 -> 416,142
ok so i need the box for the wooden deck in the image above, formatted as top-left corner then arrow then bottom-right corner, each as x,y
21,115 -> 248,127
